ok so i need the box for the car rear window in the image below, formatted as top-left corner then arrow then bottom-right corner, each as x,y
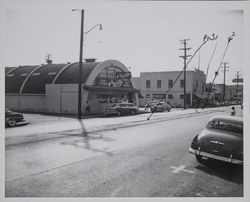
207,120 -> 243,135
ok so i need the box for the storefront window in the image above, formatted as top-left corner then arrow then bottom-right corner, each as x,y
96,94 -> 120,103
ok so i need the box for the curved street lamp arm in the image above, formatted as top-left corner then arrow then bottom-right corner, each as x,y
84,23 -> 102,34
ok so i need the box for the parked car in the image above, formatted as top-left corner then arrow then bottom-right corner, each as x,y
145,101 -> 171,112
212,101 -> 221,107
5,108 -> 27,127
189,115 -> 243,165
104,103 -> 138,116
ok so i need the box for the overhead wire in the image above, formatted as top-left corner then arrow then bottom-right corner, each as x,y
194,43 -> 218,110
202,32 -> 235,107
147,33 -> 218,120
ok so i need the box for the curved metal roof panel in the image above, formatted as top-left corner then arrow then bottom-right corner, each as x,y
5,65 -> 39,93
55,62 -> 100,84
22,64 -> 66,94
5,67 -> 17,75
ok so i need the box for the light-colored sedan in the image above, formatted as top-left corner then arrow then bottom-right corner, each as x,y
189,115 -> 243,165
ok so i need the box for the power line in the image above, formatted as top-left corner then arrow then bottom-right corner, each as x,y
147,33 -> 218,120
203,32 -> 235,107
194,43 -> 217,111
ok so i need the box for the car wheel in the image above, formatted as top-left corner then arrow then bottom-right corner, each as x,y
195,155 -> 204,163
7,119 -> 16,127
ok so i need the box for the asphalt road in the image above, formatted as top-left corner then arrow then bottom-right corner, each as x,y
5,108 -> 243,197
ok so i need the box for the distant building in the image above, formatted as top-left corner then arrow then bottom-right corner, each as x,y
211,84 -> 224,101
226,84 -> 243,102
131,69 -> 206,108
5,59 -> 139,114
207,83 -> 243,102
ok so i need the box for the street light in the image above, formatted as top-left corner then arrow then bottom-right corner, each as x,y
72,9 -> 102,119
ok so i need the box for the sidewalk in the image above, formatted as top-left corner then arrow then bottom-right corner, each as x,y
5,107 -> 232,146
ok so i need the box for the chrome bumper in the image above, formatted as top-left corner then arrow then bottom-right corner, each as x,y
189,147 -> 243,165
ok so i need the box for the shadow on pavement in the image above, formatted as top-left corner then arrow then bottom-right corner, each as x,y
61,120 -> 115,156
195,159 -> 243,184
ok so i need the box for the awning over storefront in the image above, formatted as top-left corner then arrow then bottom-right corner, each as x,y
83,85 -> 138,93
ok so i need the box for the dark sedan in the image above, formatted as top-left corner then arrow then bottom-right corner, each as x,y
189,115 -> 243,165
104,103 -> 138,116
145,101 -> 171,112
5,108 -> 27,127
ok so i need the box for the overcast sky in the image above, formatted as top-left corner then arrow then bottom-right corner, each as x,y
2,0 -> 244,85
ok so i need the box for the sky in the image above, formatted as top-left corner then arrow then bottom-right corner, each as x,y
2,0 -> 244,85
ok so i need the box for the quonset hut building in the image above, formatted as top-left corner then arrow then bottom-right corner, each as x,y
5,59 -> 139,115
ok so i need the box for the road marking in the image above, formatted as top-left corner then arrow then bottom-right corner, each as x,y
171,165 -> 194,174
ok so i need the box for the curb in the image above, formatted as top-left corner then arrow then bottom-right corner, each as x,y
5,108 -> 225,147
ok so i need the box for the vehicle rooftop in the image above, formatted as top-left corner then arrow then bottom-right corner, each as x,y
209,115 -> 243,123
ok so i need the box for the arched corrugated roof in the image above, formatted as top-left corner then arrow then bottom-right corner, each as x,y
5,65 -> 39,93
54,62 -> 100,84
21,64 -> 67,94
5,60 -> 132,95
5,66 -> 17,75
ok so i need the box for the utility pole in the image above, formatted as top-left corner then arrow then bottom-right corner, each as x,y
221,62 -> 229,102
235,71 -> 240,103
179,39 -> 191,109
74,9 -> 84,120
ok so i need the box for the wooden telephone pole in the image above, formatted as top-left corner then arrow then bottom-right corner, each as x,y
179,39 -> 191,109
221,62 -> 229,102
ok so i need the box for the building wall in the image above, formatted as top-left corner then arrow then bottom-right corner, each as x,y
225,84 -> 243,101
138,70 -> 205,107
131,77 -> 141,89
46,84 -> 81,114
45,84 -> 62,113
6,94 -> 46,112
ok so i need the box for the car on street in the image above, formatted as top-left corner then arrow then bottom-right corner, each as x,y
5,108 -> 27,127
145,101 -> 171,112
212,101 -> 221,107
189,115 -> 243,165
104,103 -> 138,116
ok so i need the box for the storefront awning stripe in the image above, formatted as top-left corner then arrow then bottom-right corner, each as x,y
83,85 -> 138,92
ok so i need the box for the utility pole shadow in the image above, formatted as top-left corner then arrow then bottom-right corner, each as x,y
78,119 -> 88,136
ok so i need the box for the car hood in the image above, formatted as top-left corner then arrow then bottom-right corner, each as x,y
6,111 -> 23,117
197,128 -> 243,158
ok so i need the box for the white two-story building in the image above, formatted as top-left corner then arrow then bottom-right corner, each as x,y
132,69 -> 206,108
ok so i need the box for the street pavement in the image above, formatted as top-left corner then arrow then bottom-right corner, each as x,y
5,106 -> 237,146
5,106 -> 243,197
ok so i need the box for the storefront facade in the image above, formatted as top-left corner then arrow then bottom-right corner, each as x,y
5,59 -> 139,114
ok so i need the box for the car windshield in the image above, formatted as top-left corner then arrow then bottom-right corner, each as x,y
207,120 -> 243,135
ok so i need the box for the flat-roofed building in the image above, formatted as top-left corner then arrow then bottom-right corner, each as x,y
132,69 -> 206,108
